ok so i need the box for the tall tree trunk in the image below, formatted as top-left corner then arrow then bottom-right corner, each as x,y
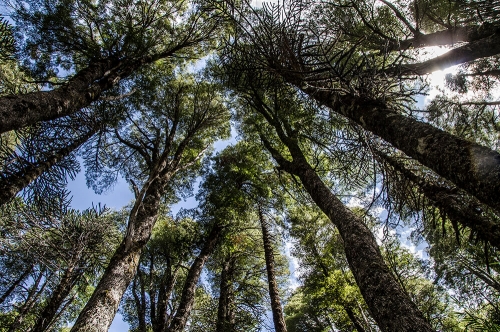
261,137 -> 434,332
216,255 -> 236,332
71,177 -> 167,332
290,85 -> 500,215
258,205 -> 288,332
153,261 -> 178,332
378,152 -> 500,248
0,126 -> 98,206
131,270 -> 148,332
0,264 -> 33,305
31,267 -> 82,332
168,223 -> 223,332
0,41 -> 196,133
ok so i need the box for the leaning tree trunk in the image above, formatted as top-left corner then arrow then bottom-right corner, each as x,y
0,126 -> 98,206
216,255 -> 236,332
168,223 -> 223,332
378,151 -> 500,248
258,205 -> 288,332
290,84 -> 500,215
31,267 -> 82,332
261,137 -> 434,332
71,177 -> 167,332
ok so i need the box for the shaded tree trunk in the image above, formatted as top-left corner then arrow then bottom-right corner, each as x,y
291,85 -> 500,215
260,134 -> 434,332
71,177 -> 168,332
0,126 -> 98,206
258,205 -> 288,332
168,223 -> 223,332
378,152 -> 500,248
152,260 -> 179,332
345,306 -> 366,332
31,267 -> 82,332
131,270 -> 148,332
216,255 -> 236,332
0,42 -> 198,133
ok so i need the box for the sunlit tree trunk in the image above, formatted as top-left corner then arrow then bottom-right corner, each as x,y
71,177 -> 168,332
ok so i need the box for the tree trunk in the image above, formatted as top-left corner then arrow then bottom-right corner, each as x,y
0,126 -> 98,206
31,267 -> 82,332
131,270 -> 148,332
153,261 -> 178,332
258,205 -> 288,332
261,138 -> 434,332
345,306 -> 366,332
167,223 -> 223,332
0,59 -> 120,133
378,152 -> 500,248
293,86 -> 500,215
71,177 -> 167,332
216,255 -> 236,332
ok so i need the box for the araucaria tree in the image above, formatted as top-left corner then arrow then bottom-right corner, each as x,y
71,64 -> 230,331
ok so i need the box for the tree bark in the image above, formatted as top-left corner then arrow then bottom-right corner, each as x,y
31,267 -> 82,332
0,126 -> 98,206
292,86 -> 500,215
216,255 -> 236,332
71,177 -> 167,332
260,136 -> 434,332
378,152 -> 500,248
258,205 -> 288,332
167,223 -> 223,332
153,260 -> 178,332
345,306 -> 366,332
131,270 -> 148,332
0,41 -> 196,133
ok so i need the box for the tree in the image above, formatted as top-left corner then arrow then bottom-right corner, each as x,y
222,72 -> 433,331
71,64 -> 230,331
0,0 -> 223,133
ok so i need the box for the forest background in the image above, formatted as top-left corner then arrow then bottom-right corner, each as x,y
0,0 -> 500,331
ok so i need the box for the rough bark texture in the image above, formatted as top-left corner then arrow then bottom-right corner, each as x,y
379,152 -> 500,248
261,136 -> 434,332
258,206 -> 288,332
0,43 -> 191,133
31,267 -> 82,332
168,223 -> 223,332
295,87 -> 500,214
0,127 -> 98,206
216,256 -> 236,332
71,177 -> 167,332
0,59 -> 119,133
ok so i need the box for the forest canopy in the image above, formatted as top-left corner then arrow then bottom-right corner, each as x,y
0,0 -> 499,331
